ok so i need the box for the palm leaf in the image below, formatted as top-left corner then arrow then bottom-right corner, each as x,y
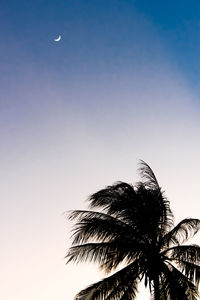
88,182 -> 136,212
66,242 -> 113,265
68,210 -> 133,245
167,245 -> 200,264
88,182 -> 143,227
66,241 -> 143,273
161,218 -> 200,248
161,262 -> 199,299
138,160 -> 161,191
75,261 -> 141,300
138,160 -> 174,234
176,260 -> 200,286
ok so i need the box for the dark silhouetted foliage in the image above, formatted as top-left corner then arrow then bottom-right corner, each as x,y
66,161 -> 200,299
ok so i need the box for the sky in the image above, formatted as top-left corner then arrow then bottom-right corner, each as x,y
1,1 -> 200,299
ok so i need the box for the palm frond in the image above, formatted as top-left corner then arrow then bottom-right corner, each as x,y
68,210 -> 131,229
107,282 -> 138,300
161,262 -> 199,299
88,182 -> 139,221
75,261 -> 141,300
68,210 -> 133,245
161,218 -> 200,248
66,242 -> 112,265
98,245 -> 143,273
171,245 -> 200,263
138,160 -> 160,191
66,241 -> 143,273
130,183 -> 173,243
67,233 -> 147,274
176,260 -> 200,286
138,160 -> 174,234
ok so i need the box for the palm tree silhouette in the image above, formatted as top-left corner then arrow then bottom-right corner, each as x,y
67,161 -> 200,299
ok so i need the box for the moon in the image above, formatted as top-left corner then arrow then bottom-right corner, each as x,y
54,35 -> 61,42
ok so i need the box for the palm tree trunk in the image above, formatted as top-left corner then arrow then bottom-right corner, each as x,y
153,275 -> 160,300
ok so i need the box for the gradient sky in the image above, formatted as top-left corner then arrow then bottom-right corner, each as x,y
1,1 -> 200,299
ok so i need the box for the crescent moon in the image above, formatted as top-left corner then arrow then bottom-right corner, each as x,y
54,35 -> 61,42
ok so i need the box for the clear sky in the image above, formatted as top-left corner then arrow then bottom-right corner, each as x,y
1,1 -> 200,299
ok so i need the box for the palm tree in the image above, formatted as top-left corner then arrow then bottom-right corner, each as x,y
66,161 -> 200,299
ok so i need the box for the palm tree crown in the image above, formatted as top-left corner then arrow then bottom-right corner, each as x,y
66,161 -> 200,299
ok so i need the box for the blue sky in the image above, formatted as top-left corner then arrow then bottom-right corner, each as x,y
1,0 -> 200,90
134,0 -> 200,89
1,1 -> 200,300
